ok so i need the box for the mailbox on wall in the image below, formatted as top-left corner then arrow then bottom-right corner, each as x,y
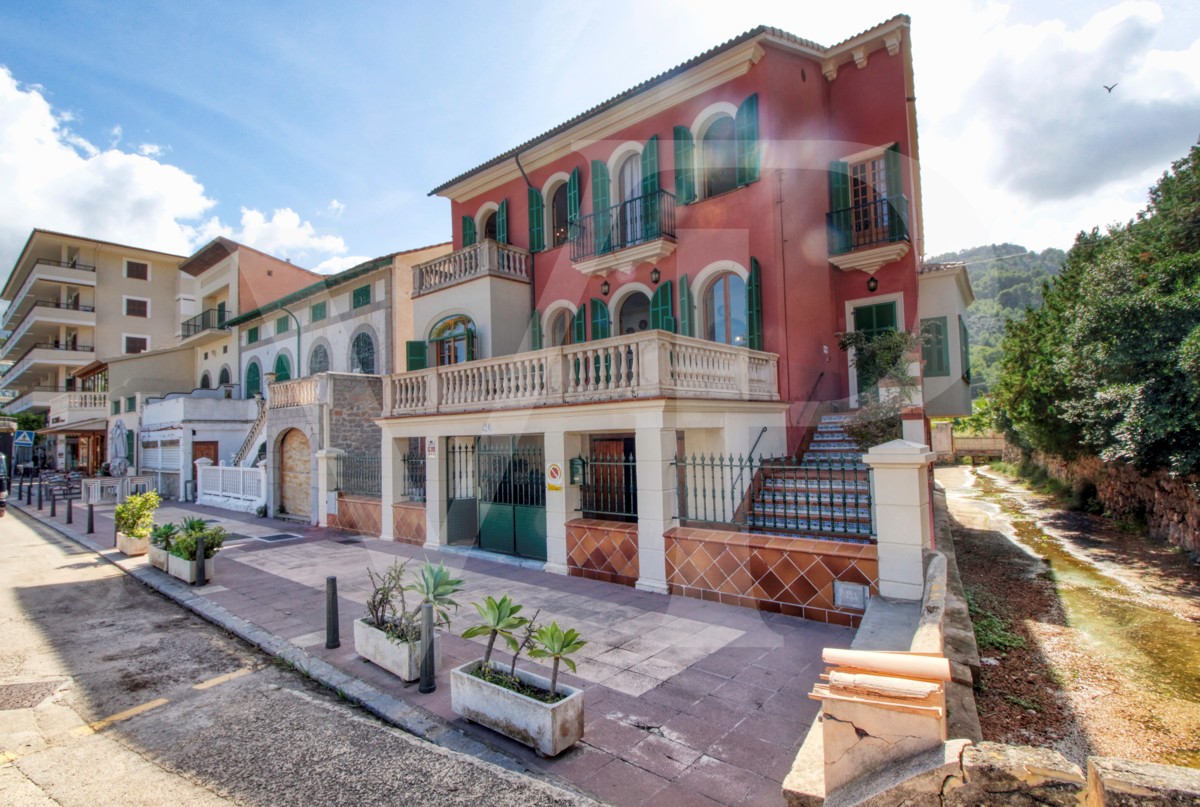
569,456 -> 586,486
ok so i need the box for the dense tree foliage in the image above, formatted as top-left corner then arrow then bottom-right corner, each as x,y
992,143 -> 1200,474
927,243 -> 1066,393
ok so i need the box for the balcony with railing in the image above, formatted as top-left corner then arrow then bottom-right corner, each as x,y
826,194 -> 910,274
383,330 -> 778,417
569,188 -> 677,275
181,307 -> 229,340
1,342 -> 96,387
2,259 -> 98,330
1,387 -> 62,415
267,376 -> 325,409
0,300 -> 96,359
412,239 -> 530,298
47,391 -> 107,427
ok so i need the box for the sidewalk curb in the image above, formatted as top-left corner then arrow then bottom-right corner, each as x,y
8,501 -> 596,805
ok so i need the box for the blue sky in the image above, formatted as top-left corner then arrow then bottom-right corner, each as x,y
0,0 -> 1197,280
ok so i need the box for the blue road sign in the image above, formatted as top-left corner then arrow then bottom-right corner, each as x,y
14,430 -> 34,447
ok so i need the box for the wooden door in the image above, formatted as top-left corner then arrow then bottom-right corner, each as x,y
193,441 -> 219,466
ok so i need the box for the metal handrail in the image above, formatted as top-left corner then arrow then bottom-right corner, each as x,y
181,308 -> 228,338
827,194 -> 909,255
34,258 -> 96,272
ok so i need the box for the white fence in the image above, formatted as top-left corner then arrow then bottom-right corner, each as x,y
81,475 -> 155,505
196,462 -> 266,513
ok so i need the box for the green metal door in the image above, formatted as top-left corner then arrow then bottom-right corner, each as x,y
477,435 -> 546,560
446,442 -> 479,546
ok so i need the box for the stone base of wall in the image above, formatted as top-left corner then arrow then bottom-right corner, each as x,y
392,502 -> 425,546
328,494 -> 381,536
1029,451 -> 1199,555
566,519 -> 638,587
665,527 -> 877,627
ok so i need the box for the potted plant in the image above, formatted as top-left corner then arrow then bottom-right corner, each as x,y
167,522 -> 226,583
114,491 -> 160,556
148,522 -> 178,570
452,596 -> 588,757
354,560 -> 464,683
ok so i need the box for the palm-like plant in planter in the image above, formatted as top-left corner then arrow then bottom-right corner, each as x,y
453,596 -> 588,757
355,560 -> 464,682
147,522 -> 178,571
167,521 -> 227,583
114,491 -> 160,557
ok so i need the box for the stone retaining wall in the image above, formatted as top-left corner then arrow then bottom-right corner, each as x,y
328,374 -> 383,456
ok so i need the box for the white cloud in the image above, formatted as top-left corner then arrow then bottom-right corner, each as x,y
325,199 -> 345,218
232,207 -> 346,262
137,142 -> 165,158
313,254 -> 371,275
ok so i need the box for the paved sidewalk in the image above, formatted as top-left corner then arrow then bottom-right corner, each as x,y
8,492 -> 850,807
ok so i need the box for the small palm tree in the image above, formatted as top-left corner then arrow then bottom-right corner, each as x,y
528,622 -> 587,694
405,561 -> 464,630
179,516 -> 207,536
461,595 -> 528,666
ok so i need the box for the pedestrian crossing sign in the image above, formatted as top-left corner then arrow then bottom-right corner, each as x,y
14,430 -> 34,447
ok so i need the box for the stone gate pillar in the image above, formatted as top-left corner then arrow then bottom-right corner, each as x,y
863,440 -> 936,600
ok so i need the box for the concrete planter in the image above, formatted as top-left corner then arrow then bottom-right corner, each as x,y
451,659 -> 584,757
167,553 -> 216,584
147,544 -> 169,570
353,618 -> 440,683
116,531 -> 149,557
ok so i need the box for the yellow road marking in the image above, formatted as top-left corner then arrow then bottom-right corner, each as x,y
192,668 -> 252,690
71,698 -> 169,736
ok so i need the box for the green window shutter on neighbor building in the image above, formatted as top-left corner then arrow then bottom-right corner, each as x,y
591,160 -> 611,254
735,93 -> 760,186
641,135 -> 659,239
828,160 -> 851,254
885,144 -> 907,242
530,310 -> 543,350
921,317 -> 950,377
405,341 -> 427,372
747,257 -> 763,351
678,274 -> 694,336
567,167 -> 580,222
650,279 -> 675,332
590,298 -> 610,340
496,199 -> 508,245
572,307 -> 586,344
462,215 -> 476,247
673,126 -> 696,203
528,188 -> 544,252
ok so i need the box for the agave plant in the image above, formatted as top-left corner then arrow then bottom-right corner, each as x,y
179,516 -> 208,536
149,522 -> 178,549
528,622 -> 587,694
405,561 -> 464,629
461,595 -> 528,666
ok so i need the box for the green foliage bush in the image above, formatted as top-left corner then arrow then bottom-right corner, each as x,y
113,491 -> 160,539
992,142 -> 1200,474
838,329 -> 923,448
169,526 -> 227,560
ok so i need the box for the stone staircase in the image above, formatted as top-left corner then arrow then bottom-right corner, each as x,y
233,397 -> 268,466
745,413 -> 874,541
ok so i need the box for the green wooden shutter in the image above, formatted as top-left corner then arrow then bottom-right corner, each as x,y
885,144 -> 907,242
465,329 -> 476,362
747,257 -> 763,351
496,199 -> 508,245
530,310 -> 543,350
678,274 -> 694,336
591,160 -> 611,254
920,317 -> 949,377
246,363 -> 261,397
828,161 -> 851,254
641,135 -> 659,239
567,167 -> 580,222
527,188 -> 544,252
650,279 -> 675,332
274,353 -> 291,381
571,307 -> 586,344
405,340 -> 427,371
673,125 -> 696,203
735,94 -> 760,186
590,298 -> 610,340
125,429 -> 134,462
959,315 -> 971,382
462,215 -> 476,247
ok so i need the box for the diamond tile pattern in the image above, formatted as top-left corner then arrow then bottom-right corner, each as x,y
391,502 -> 425,546
327,494 -> 381,536
665,527 -> 878,626
566,518 -> 639,587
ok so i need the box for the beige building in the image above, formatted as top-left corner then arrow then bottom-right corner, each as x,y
0,229 -> 187,415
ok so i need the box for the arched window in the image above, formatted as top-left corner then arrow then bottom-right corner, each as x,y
245,361 -> 262,398
350,333 -> 376,374
704,273 -> 747,346
199,371 -> 212,389
618,292 -> 651,335
551,183 -> 570,247
549,309 -> 573,347
218,365 -> 231,385
309,344 -> 330,374
274,353 -> 291,382
703,116 -> 737,197
430,315 -> 475,366
482,212 -> 497,241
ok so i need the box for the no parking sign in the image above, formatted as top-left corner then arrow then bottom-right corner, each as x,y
546,462 -> 563,492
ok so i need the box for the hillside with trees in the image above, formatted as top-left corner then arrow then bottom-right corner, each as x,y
927,243 -> 1066,394
991,143 -> 1200,474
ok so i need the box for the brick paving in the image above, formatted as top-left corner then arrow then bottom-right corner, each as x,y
13,492 -> 850,807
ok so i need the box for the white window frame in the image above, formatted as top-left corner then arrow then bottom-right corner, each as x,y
122,295 -> 151,318
124,259 -> 152,281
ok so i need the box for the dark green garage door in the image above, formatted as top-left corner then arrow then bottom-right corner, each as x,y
477,435 -> 547,561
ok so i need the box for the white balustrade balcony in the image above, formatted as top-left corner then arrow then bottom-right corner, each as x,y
47,391 -> 107,427
412,239 -> 530,298
384,331 -> 779,417
267,376 -> 324,409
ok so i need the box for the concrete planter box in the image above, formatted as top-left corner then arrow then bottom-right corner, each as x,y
451,659 -> 584,757
353,618 -> 440,682
167,554 -> 215,584
147,544 -> 169,570
116,531 -> 149,557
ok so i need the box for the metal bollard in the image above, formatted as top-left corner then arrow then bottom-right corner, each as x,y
49,492 -> 56,518
37,481 -> 43,510
87,503 -> 94,534
65,495 -> 73,524
195,530 -> 206,586
418,602 -> 436,694
26,479 -> 32,505
325,576 -> 341,649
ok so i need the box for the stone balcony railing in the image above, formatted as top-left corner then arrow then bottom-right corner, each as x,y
47,391 -> 107,426
383,330 -> 779,417
411,239 -> 530,298
267,376 -> 323,409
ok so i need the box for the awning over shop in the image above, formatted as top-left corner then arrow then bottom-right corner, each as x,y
37,417 -> 108,435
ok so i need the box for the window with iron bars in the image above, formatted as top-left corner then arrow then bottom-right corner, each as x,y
579,437 -> 637,522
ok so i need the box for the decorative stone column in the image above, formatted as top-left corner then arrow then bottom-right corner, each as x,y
634,427 -> 675,595
423,436 -> 447,551
863,439 -> 936,600
315,448 -> 343,528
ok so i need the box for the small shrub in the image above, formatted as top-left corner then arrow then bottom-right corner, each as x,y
169,526 -> 227,560
150,522 -> 178,549
114,491 -> 160,539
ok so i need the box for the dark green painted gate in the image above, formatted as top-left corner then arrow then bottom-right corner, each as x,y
476,435 -> 547,561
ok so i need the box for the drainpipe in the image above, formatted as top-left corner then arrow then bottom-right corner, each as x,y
514,151 -> 538,331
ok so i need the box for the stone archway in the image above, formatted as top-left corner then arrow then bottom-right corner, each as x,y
279,428 -> 311,519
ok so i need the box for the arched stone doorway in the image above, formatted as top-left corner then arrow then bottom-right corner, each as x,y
279,428 -> 311,519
